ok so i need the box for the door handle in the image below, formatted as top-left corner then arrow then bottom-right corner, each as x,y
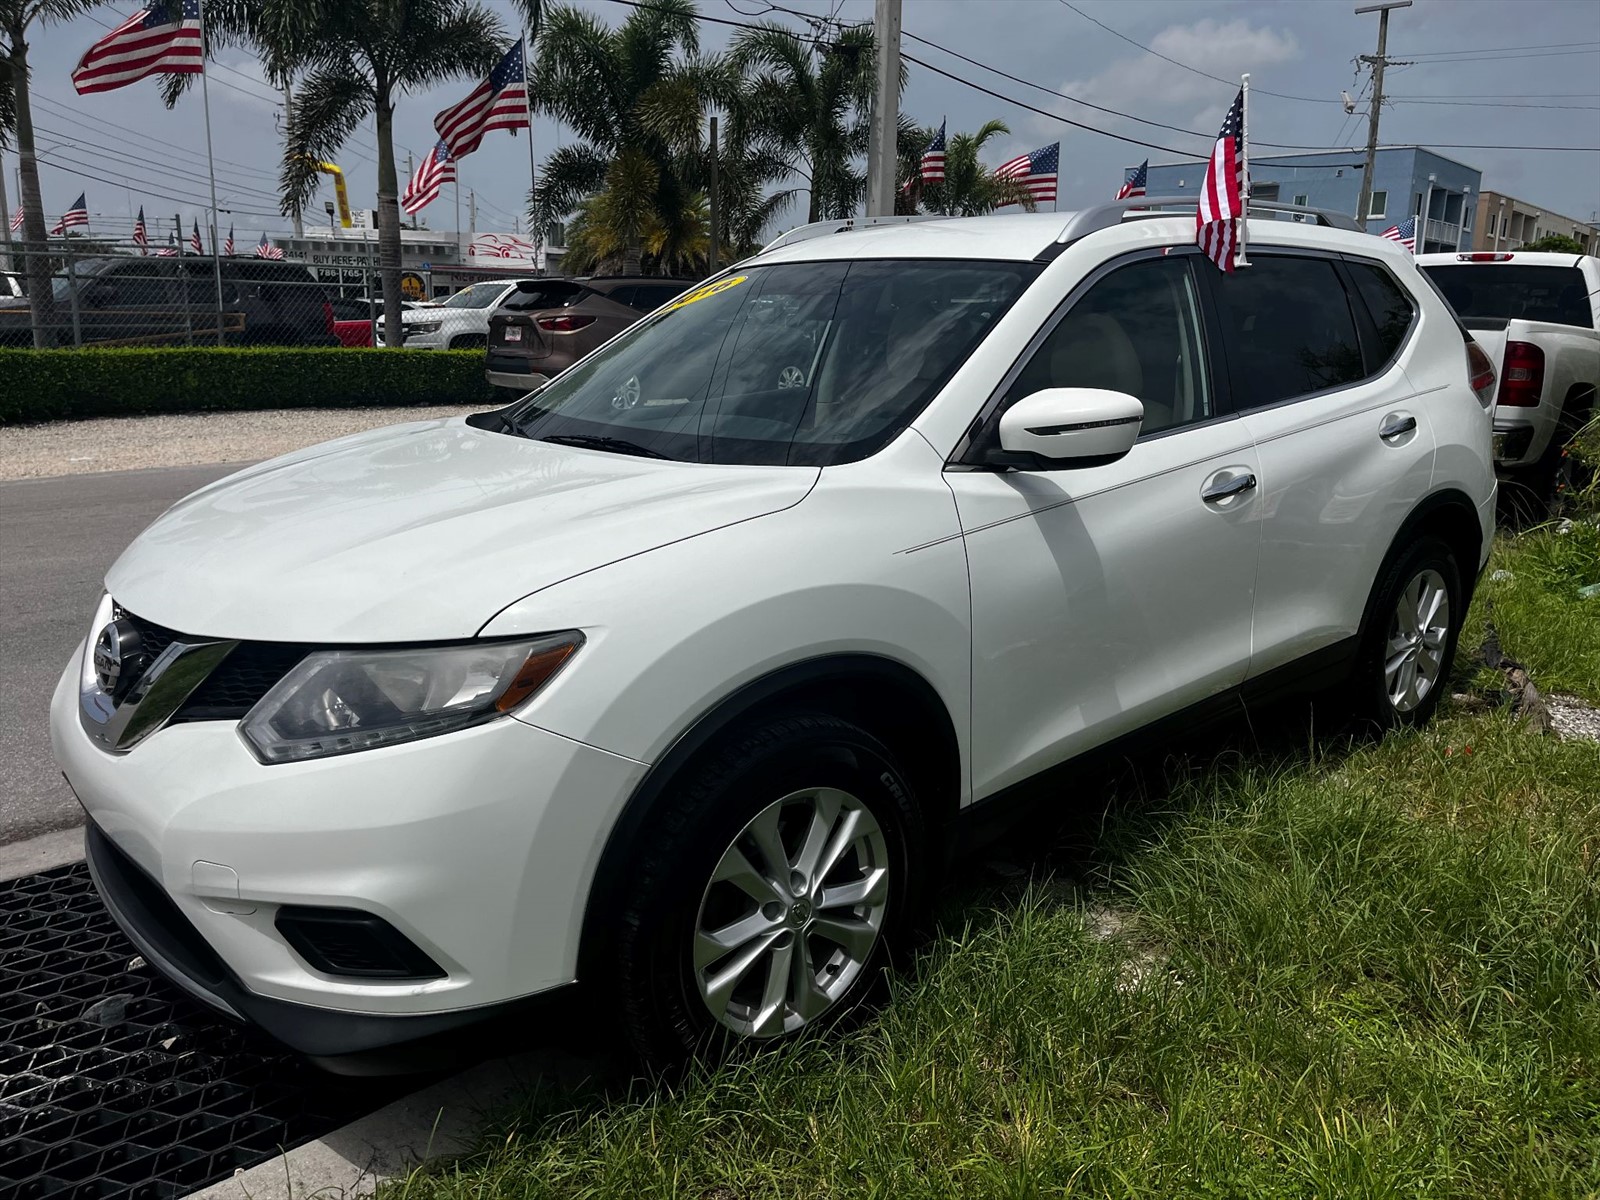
1201,472 -> 1257,502
1379,414 -> 1418,440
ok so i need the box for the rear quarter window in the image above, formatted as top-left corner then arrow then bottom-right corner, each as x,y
1420,264 -> 1592,329
1346,260 -> 1418,369
501,281 -> 586,312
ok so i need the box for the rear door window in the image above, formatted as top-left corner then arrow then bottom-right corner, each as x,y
1419,264 -> 1591,328
1208,254 -> 1366,408
1346,260 -> 1418,371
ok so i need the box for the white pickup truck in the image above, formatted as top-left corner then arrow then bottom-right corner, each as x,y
1418,251 -> 1599,509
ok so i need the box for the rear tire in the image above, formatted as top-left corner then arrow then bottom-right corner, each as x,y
609,713 -> 925,1067
1348,535 -> 1464,730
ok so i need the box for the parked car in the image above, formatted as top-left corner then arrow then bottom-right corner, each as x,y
1,269 -> 20,298
329,297 -> 415,347
380,279 -> 533,349
1416,251 -> 1599,511
55,207 -> 1495,1070
0,257 -> 337,347
485,276 -> 695,391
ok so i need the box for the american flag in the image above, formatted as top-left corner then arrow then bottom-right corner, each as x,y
1381,215 -> 1417,254
50,194 -> 89,235
71,1 -> 203,96
132,206 -> 148,252
223,224 -> 234,255
189,219 -> 204,254
433,42 -> 529,159
157,233 -> 178,256
920,120 -> 947,183
254,232 -> 283,259
1116,159 -> 1148,201
1196,88 -> 1246,273
995,142 -> 1059,205
9,206 -> 22,233
402,141 -> 458,215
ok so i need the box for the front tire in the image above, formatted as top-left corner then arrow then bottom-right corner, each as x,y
1350,535 -> 1464,729
610,713 -> 924,1066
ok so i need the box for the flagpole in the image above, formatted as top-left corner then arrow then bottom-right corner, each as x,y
1237,73 -> 1251,269
523,30 -> 539,268
196,0 -> 226,345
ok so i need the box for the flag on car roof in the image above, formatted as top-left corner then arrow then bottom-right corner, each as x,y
433,41 -> 529,159
158,233 -> 178,256
189,219 -> 204,254
132,206 -> 148,252
9,206 -> 23,233
223,224 -> 234,255
995,142 -> 1059,205
50,194 -> 89,235
920,120 -> 947,183
1196,88 -> 1245,273
402,140 -> 458,215
1116,159 -> 1148,201
71,1 -> 203,95
1381,215 -> 1416,254
254,232 -> 283,259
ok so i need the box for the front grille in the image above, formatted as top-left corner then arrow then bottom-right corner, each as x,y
117,607 -> 305,724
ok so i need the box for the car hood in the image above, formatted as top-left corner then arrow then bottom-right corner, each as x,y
105,418 -> 819,642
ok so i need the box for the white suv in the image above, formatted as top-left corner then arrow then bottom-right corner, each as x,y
53,206 -> 1496,1067
383,279 -> 529,349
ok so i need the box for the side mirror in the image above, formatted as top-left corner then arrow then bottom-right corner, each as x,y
996,388 -> 1144,468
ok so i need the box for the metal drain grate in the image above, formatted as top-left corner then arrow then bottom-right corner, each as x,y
1,861 -> 407,1200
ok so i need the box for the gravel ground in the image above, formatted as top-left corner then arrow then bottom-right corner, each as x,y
1547,693 -> 1600,743
0,405 -> 494,480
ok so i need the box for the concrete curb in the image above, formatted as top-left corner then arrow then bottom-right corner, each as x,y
186,1047 -> 613,1199
0,825 -> 85,882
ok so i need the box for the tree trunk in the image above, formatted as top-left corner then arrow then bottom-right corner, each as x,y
374,97 -> 404,347
9,32 -> 56,348
622,238 -> 641,275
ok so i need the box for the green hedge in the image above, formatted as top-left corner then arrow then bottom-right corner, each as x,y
0,347 -> 499,424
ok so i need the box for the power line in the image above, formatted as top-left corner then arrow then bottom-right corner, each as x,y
1054,0 -> 1333,104
1395,40 -> 1600,57
26,152 -> 283,217
32,122 -> 284,206
33,94 -> 282,183
1395,99 -> 1600,110
1397,49 -> 1600,64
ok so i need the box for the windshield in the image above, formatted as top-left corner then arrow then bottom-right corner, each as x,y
1421,264 -> 1593,329
439,282 -> 511,309
505,258 -> 1036,466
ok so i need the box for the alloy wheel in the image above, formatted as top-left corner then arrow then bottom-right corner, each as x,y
694,787 -> 890,1039
1384,567 -> 1450,713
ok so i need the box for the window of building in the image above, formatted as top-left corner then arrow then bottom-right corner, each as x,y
1208,255 -> 1366,408
1292,193 -> 1309,207
1252,183 -> 1280,201
1367,190 -> 1388,219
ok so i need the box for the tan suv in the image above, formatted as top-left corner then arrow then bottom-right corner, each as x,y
485,276 -> 694,391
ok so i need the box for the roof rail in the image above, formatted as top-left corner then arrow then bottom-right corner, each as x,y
1051,196 -> 1363,248
762,214 -> 949,253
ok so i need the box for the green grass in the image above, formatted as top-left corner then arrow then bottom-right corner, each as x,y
388,532 -> 1600,1200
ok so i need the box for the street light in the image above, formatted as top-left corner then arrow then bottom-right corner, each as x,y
324,200 -> 336,236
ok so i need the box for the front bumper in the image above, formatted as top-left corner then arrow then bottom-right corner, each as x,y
51,652 -> 647,1053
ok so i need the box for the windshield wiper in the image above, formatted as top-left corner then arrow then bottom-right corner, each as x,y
539,433 -> 671,460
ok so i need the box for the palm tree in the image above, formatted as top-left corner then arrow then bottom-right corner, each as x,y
897,120 -> 1036,217
529,0 -> 703,275
729,23 -> 887,224
191,0 -> 519,344
2,0 -> 109,347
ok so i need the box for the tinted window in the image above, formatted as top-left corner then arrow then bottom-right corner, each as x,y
1210,255 -> 1365,407
506,259 -> 1036,466
104,262 -> 168,305
501,281 -> 585,312
439,282 -> 510,309
329,297 -> 371,321
1347,260 -> 1417,369
1419,264 -> 1591,329
629,283 -> 688,312
1004,255 -> 1212,437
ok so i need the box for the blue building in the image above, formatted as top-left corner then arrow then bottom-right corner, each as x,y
1135,147 -> 1482,254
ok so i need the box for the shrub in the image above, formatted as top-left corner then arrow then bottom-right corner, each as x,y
0,347 -> 498,424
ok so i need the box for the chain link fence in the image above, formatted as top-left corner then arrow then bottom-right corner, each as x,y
0,239 -> 392,349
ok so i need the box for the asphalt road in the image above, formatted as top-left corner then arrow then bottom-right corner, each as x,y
1,463 -> 241,844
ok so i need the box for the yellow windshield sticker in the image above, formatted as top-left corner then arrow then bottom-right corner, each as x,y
663,275 -> 747,311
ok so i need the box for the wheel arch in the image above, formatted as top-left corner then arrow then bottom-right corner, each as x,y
1357,487 -> 1485,645
576,653 -> 962,981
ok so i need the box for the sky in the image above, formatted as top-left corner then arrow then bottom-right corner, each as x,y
4,0 -> 1598,243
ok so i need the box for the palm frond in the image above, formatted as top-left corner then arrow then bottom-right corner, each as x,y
279,63 -> 371,218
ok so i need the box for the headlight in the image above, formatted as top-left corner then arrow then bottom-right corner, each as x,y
408,320 -> 442,334
240,633 -> 582,764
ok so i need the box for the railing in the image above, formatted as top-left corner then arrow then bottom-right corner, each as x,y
1423,218 -> 1462,248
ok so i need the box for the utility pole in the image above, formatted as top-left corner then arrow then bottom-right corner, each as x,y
707,114 -> 720,273
405,152 -> 415,229
864,0 -> 902,218
469,189 -> 476,237
0,154 -> 11,274
1354,0 -> 1410,231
